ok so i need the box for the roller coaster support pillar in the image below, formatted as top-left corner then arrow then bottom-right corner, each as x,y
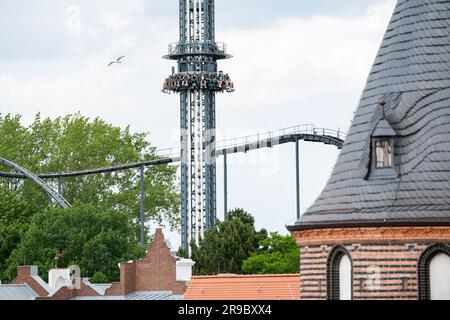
57,177 -> 62,196
296,138 -> 300,219
140,166 -> 145,245
224,153 -> 228,221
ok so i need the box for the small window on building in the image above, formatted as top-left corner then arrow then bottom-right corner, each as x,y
369,102 -> 397,178
327,246 -> 353,300
375,139 -> 392,169
419,244 -> 450,300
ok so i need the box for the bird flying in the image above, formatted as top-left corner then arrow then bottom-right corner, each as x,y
108,55 -> 126,67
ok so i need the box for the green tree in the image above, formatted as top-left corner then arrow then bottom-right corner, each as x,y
91,272 -> 110,284
0,187 -> 34,279
0,224 -> 24,280
190,209 -> 267,275
3,204 -> 146,283
242,233 -> 300,275
0,113 -> 181,238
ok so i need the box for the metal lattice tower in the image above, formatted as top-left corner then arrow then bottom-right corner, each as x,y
163,0 -> 233,252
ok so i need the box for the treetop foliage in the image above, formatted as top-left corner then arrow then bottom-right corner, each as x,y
3,205 -> 146,282
0,113 -> 180,231
0,113 -> 180,282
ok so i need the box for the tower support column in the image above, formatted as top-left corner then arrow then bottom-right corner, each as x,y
164,0 -> 234,253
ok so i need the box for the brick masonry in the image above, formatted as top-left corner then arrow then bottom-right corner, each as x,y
14,228 -> 188,300
292,227 -> 450,300
110,228 -> 187,296
37,280 -> 100,300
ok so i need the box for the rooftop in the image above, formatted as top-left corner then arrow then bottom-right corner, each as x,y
0,284 -> 38,300
72,291 -> 183,301
184,274 -> 300,300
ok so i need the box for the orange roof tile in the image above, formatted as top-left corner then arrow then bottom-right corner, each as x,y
184,274 -> 300,300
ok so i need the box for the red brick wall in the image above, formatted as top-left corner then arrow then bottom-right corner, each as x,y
105,282 -> 122,296
293,227 -> 450,300
99,228 -> 187,297
36,288 -> 74,300
133,229 -> 187,295
37,280 -> 101,300
120,262 -> 136,295
299,243 -> 429,300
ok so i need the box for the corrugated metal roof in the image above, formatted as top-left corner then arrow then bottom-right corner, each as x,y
126,291 -> 183,300
72,296 -> 125,300
0,284 -> 38,300
291,0 -> 450,230
89,284 -> 112,296
71,291 -> 182,300
81,279 -> 112,296
184,274 -> 300,300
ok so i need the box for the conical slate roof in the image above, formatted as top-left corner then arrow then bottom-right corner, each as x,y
290,0 -> 450,230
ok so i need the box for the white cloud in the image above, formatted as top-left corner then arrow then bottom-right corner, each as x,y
218,0 -> 396,109
101,14 -> 130,32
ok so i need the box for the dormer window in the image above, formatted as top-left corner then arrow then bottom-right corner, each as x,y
369,102 -> 397,178
375,139 -> 392,169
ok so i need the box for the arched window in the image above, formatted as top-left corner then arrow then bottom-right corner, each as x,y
418,244 -> 450,300
327,246 -> 353,300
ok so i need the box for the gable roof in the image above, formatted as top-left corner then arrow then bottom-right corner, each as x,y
30,274 -> 53,296
0,284 -> 38,300
184,274 -> 300,300
290,0 -> 450,231
372,119 -> 396,137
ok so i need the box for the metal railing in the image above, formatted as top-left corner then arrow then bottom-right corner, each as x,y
167,41 -> 228,56
215,125 -> 346,151
155,147 -> 181,159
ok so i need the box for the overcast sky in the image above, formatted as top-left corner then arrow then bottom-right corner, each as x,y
0,0 -> 397,248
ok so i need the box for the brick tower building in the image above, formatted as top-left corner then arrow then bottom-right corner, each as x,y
288,0 -> 450,300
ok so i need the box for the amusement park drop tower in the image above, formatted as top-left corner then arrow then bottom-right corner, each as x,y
163,0 -> 233,252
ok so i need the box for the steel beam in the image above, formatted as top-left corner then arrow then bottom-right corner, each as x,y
224,152 -> 228,220
140,166 -> 145,245
296,139 -> 300,219
0,157 -> 70,208
57,176 -> 63,196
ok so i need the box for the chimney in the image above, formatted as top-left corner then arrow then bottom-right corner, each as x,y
119,262 -> 136,295
176,259 -> 195,282
17,266 -> 38,278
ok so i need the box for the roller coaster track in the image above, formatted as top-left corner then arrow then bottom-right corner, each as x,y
214,124 -> 344,156
0,124 -> 344,180
0,157 -> 71,208
0,124 -> 345,208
